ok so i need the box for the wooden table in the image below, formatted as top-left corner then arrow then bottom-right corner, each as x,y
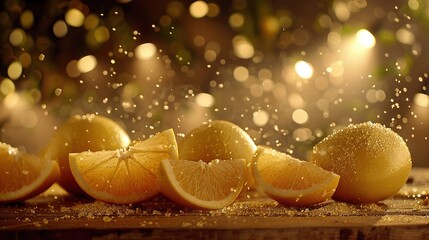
1,168 -> 429,240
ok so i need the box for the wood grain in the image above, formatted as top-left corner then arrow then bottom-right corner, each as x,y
1,168 -> 429,239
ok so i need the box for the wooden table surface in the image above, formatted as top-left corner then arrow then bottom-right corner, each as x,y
1,168 -> 429,240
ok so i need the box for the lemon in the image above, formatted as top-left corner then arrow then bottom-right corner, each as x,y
310,122 -> 412,203
178,120 -> 256,186
40,114 -> 131,195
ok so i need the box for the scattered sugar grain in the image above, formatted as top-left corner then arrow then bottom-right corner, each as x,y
33,222 -> 42,227
103,216 -> 113,222
196,221 -> 204,227
181,222 -> 192,227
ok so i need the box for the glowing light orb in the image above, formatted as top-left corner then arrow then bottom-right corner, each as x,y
65,9 -> 85,27
233,36 -> 254,59
396,28 -> 415,45
229,13 -> 245,28
53,20 -> 68,38
3,92 -> 20,109
189,1 -> 209,18
9,28 -> 26,46
0,79 -> 15,95
195,93 -> 215,107
20,10 -> 34,29
294,61 -> 314,79
7,61 -> 23,80
233,66 -> 249,82
355,29 -> 376,49
414,93 -> 429,107
77,55 -> 97,73
135,43 -> 157,60
292,109 -> 309,124
253,110 -> 269,127
94,26 -> 110,43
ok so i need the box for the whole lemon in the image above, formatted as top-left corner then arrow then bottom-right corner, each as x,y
179,120 -> 257,186
40,114 -> 131,195
310,122 -> 411,203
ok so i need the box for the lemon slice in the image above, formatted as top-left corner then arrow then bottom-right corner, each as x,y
158,158 -> 246,209
0,143 -> 60,203
69,129 -> 178,204
252,146 -> 340,207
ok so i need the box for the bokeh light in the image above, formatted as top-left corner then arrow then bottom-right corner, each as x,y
253,110 -> 270,127
414,93 -> 429,107
195,93 -> 215,107
292,109 -> 309,124
65,9 -> 85,27
232,36 -> 254,59
295,61 -> 314,79
396,28 -> 415,45
77,55 -> 97,73
233,66 -> 249,82
7,61 -> 23,80
135,43 -> 157,60
9,28 -> 26,46
53,20 -> 68,38
229,13 -> 245,28
20,10 -> 34,29
0,79 -> 15,95
189,1 -> 209,18
355,29 -> 376,49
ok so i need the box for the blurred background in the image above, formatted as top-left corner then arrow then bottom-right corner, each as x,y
0,0 -> 428,166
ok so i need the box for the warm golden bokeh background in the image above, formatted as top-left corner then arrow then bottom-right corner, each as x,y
0,0 -> 428,166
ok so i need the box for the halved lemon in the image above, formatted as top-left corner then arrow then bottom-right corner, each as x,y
0,142 -> 60,203
178,120 -> 256,186
40,114 -> 131,196
158,158 -> 246,209
252,146 -> 340,207
69,129 -> 178,204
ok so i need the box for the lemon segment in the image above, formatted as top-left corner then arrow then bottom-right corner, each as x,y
158,158 -> 246,210
252,146 -> 340,207
178,120 -> 256,186
0,143 -> 60,203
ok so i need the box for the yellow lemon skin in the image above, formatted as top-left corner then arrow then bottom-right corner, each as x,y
310,122 -> 412,204
40,114 -> 131,196
179,120 -> 256,162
